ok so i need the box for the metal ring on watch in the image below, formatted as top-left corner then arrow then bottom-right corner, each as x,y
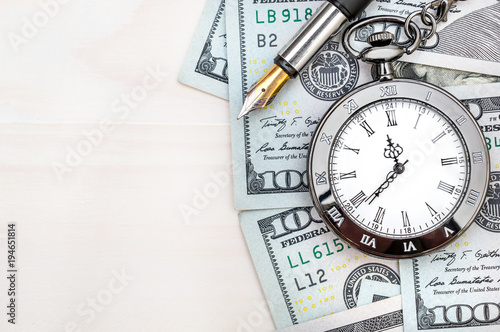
405,11 -> 437,43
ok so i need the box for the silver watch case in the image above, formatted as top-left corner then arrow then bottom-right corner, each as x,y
308,78 -> 490,258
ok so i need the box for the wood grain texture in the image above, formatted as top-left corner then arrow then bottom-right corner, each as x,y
0,1 -> 273,330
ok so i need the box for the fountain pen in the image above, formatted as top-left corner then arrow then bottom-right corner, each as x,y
237,0 -> 373,120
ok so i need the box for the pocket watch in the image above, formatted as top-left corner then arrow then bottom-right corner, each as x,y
308,5 -> 490,258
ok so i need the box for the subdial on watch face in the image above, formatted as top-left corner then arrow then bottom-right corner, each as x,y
329,98 -> 469,239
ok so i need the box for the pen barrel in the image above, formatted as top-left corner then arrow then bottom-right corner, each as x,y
275,2 -> 347,78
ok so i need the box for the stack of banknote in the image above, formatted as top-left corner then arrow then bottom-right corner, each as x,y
179,0 -> 500,331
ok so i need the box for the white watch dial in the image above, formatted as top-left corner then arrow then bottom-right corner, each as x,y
330,98 -> 469,239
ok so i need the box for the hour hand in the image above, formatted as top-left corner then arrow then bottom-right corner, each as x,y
384,135 -> 403,164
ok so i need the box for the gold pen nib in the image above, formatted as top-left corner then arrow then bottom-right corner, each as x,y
237,64 -> 290,120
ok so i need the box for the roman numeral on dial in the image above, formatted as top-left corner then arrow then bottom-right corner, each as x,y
360,234 -> 376,248
456,115 -> 467,126
350,191 -> 367,208
360,121 -> 375,137
466,190 -> 480,206
425,202 -> 438,217
402,211 -> 411,228
327,206 -> 344,227
320,133 -> 332,145
414,114 -> 422,129
441,157 -> 458,166
344,145 -> 360,154
444,227 -> 455,238
473,152 -> 484,164
373,207 -> 385,224
380,85 -> 397,97
315,171 -> 327,185
403,241 -> 417,252
340,171 -> 356,180
437,181 -> 455,195
344,99 -> 359,114
432,131 -> 446,144
386,110 -> 397,127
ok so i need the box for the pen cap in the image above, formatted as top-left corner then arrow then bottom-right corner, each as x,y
327,0 -> 372,20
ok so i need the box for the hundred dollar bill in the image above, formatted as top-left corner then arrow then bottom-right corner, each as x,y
178,0 -> 228,99
226,0 -> 500,210
240,207 -> 400,329
357,279 -> 401,306
360,0 -> 500,76
400,83 -> 500,332
278,296 -> 404,332
227,0 -> 373,210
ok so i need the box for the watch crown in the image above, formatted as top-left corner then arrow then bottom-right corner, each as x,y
367,32 -> 395,47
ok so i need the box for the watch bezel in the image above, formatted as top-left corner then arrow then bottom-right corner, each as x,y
308,78 -> 490,258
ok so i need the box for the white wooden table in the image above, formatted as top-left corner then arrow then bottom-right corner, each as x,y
0,1 -> 274,330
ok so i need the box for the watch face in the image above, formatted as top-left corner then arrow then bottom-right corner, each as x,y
308,79 -> 490,258
330,98 -> 469,239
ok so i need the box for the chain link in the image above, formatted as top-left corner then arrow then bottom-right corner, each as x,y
402,0 -> 463,54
